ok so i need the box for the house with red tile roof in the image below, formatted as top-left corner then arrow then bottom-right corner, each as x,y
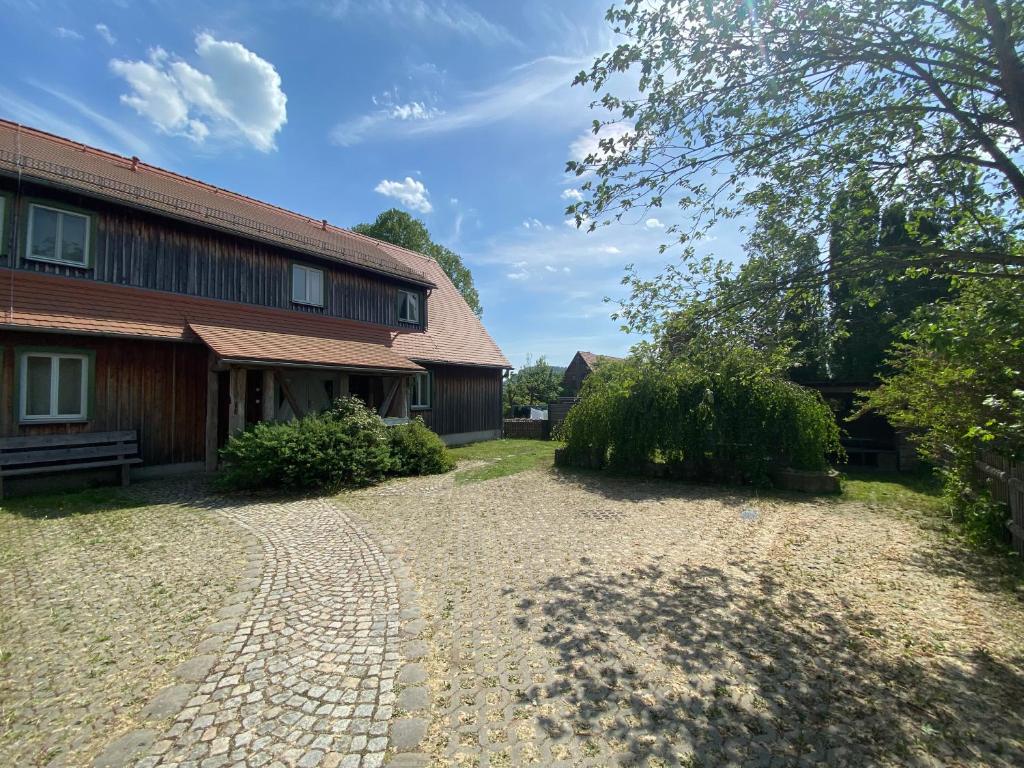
0,119 -> 509,474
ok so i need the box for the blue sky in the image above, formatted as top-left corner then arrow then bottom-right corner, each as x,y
0,0 -> 743,369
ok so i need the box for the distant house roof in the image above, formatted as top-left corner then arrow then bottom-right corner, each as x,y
0,120 -> 510,370
574,351 -> 624,370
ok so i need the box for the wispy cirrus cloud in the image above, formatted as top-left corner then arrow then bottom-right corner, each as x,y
319,0 -> 518,47
95,23 -> 116,46
0,82 -> 160,162
331,55 -> 588,147
332,88 -> 443,146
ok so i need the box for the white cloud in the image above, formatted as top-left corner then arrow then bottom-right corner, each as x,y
333,93 -> 442,147
569,122 -> 633,170
506,270 -> 529,281
560,188 -> 583,201
602,246 -> 621,254
331,55 -> 588,146
374,177 -> 433,213
55,27 -> 82,40
645,218 -> 664,229
521,218 -> 551,231
544,265 -> 557,272
110,33 -> 287,151
321,0 -> 518,46
95,23 -> 116,45
389,102 -> 439,120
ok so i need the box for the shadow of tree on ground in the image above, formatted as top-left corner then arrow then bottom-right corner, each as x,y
519,559 -> 1024,766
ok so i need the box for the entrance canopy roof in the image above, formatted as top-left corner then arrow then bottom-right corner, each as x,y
188,323 -> 424,374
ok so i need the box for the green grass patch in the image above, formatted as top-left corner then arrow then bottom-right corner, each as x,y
450,439 -> 559,485
0,486 -> 143,520
840,468 -> 946,514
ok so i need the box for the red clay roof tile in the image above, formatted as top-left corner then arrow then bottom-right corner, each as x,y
189,323 -> 422,372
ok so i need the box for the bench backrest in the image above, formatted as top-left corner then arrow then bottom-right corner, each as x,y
0,431 -> 139,468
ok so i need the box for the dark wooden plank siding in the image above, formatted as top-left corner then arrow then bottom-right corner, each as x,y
0,180 -> 424,329
1,331 -> 207,466
420,364 -> 503,436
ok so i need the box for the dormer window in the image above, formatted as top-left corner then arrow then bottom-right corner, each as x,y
27,203 -> 90,266
291,263 -> 324,307
398,289 -> 420,324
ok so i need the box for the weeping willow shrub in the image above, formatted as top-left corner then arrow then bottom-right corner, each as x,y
557,351 -> 840,485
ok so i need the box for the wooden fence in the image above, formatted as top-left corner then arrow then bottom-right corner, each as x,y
503,419 -> 549,440
974,451 -> 1024,555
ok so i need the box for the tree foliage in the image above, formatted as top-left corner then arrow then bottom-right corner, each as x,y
557,350 -> 841,485
864,278 -> 1024,543
571,0 -> 1024,340
504,356 -> 564,411
354,208 -> 483,316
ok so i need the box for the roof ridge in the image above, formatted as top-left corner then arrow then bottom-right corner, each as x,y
0,118 -> 432,264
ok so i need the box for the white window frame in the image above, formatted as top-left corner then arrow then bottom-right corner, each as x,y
19,352 -> 90,422
26,203 -> 91,266
410,371 -> 431,410
291,263 -> 324,307
398,289 -> 420,324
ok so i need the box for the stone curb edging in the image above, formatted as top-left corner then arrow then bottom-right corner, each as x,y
378,539 -> 432,767
91,533 -> 264,768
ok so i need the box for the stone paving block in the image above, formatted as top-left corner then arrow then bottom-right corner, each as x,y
395,687 -> 429,713
173,655 -> 219,683
93,729 -> 159,767
384,755 -> 431,768
389,718 -> 428,752
401,640 -> 428,660
142,685 -> 197,721
396,664 -> 427,686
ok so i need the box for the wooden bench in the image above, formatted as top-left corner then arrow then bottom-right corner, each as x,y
0,431 -> 141,499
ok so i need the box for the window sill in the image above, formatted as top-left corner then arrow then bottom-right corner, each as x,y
24,255 -> 91,269
291,300 -> 324,308
410,405 -> 431,412
19,417 -> 89,425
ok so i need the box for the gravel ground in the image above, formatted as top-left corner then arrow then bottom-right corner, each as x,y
340,467 -> 1024,767
0,488 -> 251,767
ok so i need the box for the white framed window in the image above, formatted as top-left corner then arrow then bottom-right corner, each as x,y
291,263 -> 324,306
411,371 -> 431,410
26,203 -> 90,266
398,289 -> 420,324
19,352 -> 90,422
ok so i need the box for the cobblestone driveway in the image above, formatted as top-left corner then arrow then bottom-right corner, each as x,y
130,495 -> 408,768
340,468 -> 1024,767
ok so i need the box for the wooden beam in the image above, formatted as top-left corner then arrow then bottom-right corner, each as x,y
228,367 -> 246,436
400,376 -> 410,419
273,368 -> 305,418
205,356 -> 219,471
262,369 -> 276,422
379,377 -> 401,417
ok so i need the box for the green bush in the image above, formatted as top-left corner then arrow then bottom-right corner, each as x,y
556,350 -> 841,485
218,396 -> 392,491
389,418 -> 456,476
